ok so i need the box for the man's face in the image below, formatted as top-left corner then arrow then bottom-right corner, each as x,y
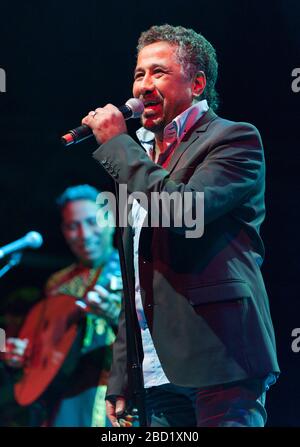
133,41 -> 196,135
61,199 -> 111,267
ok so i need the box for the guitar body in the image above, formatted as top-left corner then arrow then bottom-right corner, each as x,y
14,294 -> 81,406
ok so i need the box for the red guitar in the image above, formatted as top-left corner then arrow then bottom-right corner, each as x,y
14,294 -> 83,406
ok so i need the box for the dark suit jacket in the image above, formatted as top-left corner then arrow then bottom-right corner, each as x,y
93,109 -> 280,398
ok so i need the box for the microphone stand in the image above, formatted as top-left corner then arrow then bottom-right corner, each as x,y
114,183 -> 147,427
0,252 -> 22,279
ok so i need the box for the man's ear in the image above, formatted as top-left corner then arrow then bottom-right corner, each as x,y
192,71 -> 206,99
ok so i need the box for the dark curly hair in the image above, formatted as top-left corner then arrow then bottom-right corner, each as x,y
137,24 -> 219,111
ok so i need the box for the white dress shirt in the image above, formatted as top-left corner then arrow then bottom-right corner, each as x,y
132,100 -> 209,388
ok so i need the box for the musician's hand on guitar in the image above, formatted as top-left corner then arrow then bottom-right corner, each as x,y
83,285 -> 121,324
4,337 -> 29,368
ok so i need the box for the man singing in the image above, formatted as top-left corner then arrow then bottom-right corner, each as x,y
82,24 -> 280,427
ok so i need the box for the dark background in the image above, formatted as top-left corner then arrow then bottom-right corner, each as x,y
0,0 -> 299,426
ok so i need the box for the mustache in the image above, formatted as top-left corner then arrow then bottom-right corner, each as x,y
139,94 -> 163,104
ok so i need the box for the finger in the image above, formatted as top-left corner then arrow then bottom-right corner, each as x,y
81,115 -> 92,126
93,284 -> 109,298
106,293 -> 121,303
86,291 -> 102,304
7,337 -> 18,343
14,348 -> 25,355
95,107 -> 105,114
75,300 -> 88,310
99,301 -> 110,310
92,286 -> 121,303
106,400 -> 120,428
17,339 -> 28,348
115,397 -> 126,416
103,103 -> 122,114
7,338 -> 27,351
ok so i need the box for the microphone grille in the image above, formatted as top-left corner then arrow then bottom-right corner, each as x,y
25,231 -> 44,249
125,98 -> 144,118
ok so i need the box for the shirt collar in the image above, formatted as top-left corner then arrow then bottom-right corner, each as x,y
136,100 -> 209,155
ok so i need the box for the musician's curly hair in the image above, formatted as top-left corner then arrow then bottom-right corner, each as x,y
137,24 -> 219,111
56,184 -> 100,209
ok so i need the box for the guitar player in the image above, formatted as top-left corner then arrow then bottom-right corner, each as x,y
4,184 -> 122,427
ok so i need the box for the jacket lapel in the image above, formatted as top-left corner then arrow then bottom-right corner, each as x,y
166,108 -> 218,174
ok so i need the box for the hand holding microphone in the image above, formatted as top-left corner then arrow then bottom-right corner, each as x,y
83,103 -> 128,146
62,98 -> 144,146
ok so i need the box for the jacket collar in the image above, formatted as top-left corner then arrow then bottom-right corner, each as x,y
166,108 -> 218,173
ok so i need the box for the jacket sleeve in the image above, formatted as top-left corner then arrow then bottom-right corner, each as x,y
105,297 -> 129,400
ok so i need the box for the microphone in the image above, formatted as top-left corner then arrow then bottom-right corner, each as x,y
0,232 -> 43,260
61,98 -> 144,146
